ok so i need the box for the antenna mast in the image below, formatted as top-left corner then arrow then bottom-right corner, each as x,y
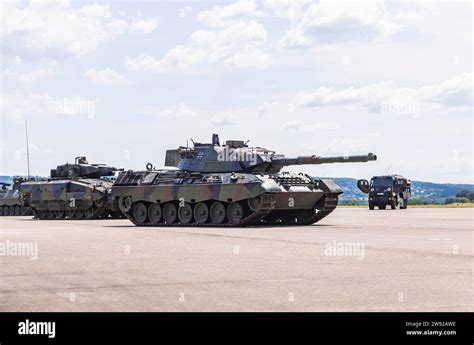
25,120 -> 30,179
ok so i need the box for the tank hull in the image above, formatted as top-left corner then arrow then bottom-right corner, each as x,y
0,192 -> 32,216
20,179 -> 122,220
112,170 -> 342,227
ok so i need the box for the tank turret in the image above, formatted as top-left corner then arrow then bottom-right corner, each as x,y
165,134 -> 376,173
50,156 -> 122,179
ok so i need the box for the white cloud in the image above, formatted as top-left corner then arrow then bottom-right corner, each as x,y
1,93 -> 56,121
125,20 -> 271,72
142,103 -> 197,118
84,68 -> 130,86
131,17 -> 158,33
4,68 -> 51,83
141,104 -> 250,126
258,100 -> 280,117
197,0 -> 263,28
278,0 -> 399,48
1,93 -> 97,121
125,0 -> 271,72
211,114 -> 239,126
263,0 -> 304,20
2,1 -> 157,56
320,138 -> 370,155
282,119 -> 339,132
294,73 -> 472,112
418,73 -> 472,107
178,6 -> 192,18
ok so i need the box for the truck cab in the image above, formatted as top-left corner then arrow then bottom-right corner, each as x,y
358,175 -> 411,210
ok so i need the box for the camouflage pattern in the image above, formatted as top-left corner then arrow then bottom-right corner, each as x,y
19,156 -> 123,219
0,177 -> 33,216
358,175 -> 411,210
112,134 -> 377,227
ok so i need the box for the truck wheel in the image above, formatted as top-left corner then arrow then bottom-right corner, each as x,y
379,204 -> 386,210
368,202 -> 374,210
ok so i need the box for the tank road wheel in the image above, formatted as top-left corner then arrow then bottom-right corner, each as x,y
84,207 -> 95,220
66,210 -> 75,219
178,203 -> 193,224
75,210 -> 85,219
248,196 -> 263,212
46,210 -> 56,219
227,202 -> 244,225
148,203 -> 162,224
21,207 -> 29,216
36,210 -> 47,219
54,210 -> 65,219
14,205 -> 21,216
8,206 -> 15,216
194,202 -> 209,224
132,202 -> 148,224
0,206 -> 3,216
210,201 -> 226,225
163,203 -> 178,224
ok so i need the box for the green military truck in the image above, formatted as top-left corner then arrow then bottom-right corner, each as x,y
357,175 -> 411,210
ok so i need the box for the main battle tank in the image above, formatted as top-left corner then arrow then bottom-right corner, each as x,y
0,177 -> 33,216
112,134 -> 377,227
20,156 -> 123,220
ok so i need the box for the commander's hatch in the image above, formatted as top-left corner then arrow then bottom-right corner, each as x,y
165,149 -> 180,167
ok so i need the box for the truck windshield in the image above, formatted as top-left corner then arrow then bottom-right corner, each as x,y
371,178 -> 392,188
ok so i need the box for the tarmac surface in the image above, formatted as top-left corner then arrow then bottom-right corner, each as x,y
0,208 -> 472,311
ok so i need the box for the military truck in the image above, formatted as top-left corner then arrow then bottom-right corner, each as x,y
112,134 -> 377,227
357,175 -> 411,210
0,177 -> 33,216
20,156 -> 123,219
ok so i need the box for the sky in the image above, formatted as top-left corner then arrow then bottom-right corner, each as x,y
1,0 -> 472,183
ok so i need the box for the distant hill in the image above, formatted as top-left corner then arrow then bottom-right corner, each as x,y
330,177 -> 474,202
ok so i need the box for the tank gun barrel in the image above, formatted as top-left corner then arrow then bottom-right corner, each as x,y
272,153 -> 377,167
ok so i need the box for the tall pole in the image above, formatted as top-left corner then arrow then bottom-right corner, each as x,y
25,120 -> 30,179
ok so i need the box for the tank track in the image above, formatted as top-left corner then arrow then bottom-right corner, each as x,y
260,194 -> 339,226
0,205 -> 33,217
30,205 -> 123,220
299,194 -> 339,225
123,194 -> 277,227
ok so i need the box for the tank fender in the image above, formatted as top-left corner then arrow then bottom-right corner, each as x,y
317,179 -> 343,195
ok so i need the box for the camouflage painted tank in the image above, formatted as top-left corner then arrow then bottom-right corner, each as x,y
112,134 -> 377,227
0,177 -> 33,216
20,157 -> 123,220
